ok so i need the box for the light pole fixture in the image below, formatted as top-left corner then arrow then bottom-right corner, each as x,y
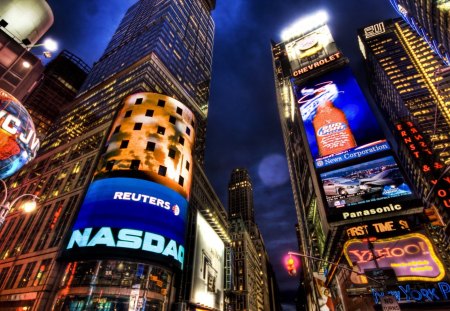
286,251 -> 384,286
0,179 -> 39,228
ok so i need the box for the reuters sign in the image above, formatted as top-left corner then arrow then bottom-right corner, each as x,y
0,89 -> 39,179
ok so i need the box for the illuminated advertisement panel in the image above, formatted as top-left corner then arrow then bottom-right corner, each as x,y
344,233 -> 446,283
285,25 -> 339,76
190,212 -> 224,311
65,177 -> 187,269
293,66 -> 389,169
98,92 -> 196,199
63,93 -> 195,270
320,156 -> 415,221
0,88 -> 40,179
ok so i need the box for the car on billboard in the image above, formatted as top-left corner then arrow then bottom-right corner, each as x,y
359,168 -> 404,195
323,177 -> 360,196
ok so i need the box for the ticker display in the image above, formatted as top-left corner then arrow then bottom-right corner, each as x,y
294,66 -> 389,169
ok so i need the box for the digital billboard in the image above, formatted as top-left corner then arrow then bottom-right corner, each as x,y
0,88 -> 40,179
63,93 -> 195,270
190,212 -> 224,311
320,156 -> 413,208
344,233 -> 446,283
293,66 -> 389,169
98,92 -> 196,199
64,177 -> 187,270
285,25 -> 339,75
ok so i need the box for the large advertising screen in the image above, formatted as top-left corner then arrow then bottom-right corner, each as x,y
98,92 -> 196,199
0,88 -> 40,179
285,25 -> 339,75
63,93 -> 195,270
344,233 -> 446,283
190,212 -> 224,311
320,156 -> 417,222
293,66 -> 389,169
64,177 -> 188,270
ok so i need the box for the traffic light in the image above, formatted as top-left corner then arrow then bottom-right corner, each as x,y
424,205 -> 445,227
286,256 -> 297,276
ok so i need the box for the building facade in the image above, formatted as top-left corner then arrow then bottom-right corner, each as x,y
358,17 -> 450,284
23,50 -> 90,137
0,0 -> 224,310
389,0 -> 450,66
272,12 -> 446,311
226,168 -> 279,311
0,0 -> 53,101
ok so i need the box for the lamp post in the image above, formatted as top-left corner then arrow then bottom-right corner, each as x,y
0,179 -> 39,227
286,251 -> 384,286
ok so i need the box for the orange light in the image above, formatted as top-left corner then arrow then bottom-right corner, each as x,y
286,255 -> 297,276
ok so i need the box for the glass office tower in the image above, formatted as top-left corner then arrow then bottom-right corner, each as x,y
0,1 -> 220,310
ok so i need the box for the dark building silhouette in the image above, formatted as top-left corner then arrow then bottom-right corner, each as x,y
227,168 -> 280,311
23,50 -> 90,136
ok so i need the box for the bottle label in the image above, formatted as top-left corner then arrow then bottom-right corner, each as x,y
317,122 -> 348,136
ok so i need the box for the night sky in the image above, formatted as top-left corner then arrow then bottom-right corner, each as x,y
43,0 -> 398,308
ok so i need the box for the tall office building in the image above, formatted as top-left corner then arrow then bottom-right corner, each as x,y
228,168 -> 255,223
271,12 -> 443,311
389,0 -> 450,66
227,168 -> 279,311
23,50 -> 90,136
0,1 -> 224,310
358,18 -> 450,275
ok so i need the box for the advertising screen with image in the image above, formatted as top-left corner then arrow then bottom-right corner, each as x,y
190,212 -> 224,311
285,25 -> 338,72
293,66 -> 389,169
320,156 -> 417,222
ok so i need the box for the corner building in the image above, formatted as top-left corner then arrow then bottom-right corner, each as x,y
271,13 -> 445,311
358,18 -> 450,280
0,1 -> 223,310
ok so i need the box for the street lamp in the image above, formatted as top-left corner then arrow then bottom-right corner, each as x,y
286,251 -> 384,286
0,179 -> 39,227
25,37 -> 59,60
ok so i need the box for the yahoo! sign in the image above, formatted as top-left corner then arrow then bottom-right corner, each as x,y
344,233 -> 445,282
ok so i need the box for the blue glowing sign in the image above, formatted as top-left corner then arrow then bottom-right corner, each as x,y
64,177 -> 188,270
293,66 -> 389,168
372,282 -> 450,304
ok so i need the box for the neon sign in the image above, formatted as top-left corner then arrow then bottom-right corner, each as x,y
372,282 -> 450,304
344,233 -> 446,282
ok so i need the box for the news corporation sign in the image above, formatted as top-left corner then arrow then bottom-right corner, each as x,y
64,177 -> 188,270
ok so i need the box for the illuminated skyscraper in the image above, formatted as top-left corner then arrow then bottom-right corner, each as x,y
228,168 -> 255,224
272,11 -> 431,311
0,1 -> 225,310
227,168 -> 280,311
358,18 -> 450,271
390,0 -> 450,65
